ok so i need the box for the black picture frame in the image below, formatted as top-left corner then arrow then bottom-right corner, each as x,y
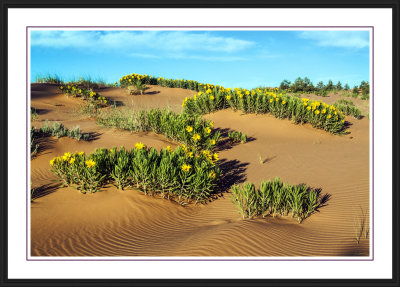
1,0 -> 399,286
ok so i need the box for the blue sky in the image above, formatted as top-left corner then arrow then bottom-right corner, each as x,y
30,30 -> 370,89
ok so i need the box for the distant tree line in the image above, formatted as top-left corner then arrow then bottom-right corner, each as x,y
279,77 -> 369,97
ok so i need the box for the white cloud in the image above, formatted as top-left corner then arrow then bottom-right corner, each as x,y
31,30 -> 254,57
299,31 -> 369,49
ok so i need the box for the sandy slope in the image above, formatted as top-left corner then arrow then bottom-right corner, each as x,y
30,84 -> 370,257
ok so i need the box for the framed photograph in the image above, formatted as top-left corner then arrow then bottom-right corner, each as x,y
1,1 -> 399,286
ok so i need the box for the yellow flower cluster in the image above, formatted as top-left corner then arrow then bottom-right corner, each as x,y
181,163 -> 192,172
135,142 -> 145,150
85,159 -> 96,168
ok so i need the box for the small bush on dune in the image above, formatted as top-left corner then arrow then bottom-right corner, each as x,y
35,74 -> 64,85
333,102 -> 362,119
50,145 -> 220,203
59,84 -> 110,107
228,131 -> 247,144
31,121 -> 91,157
31,107 -> 38,121
231,178 -> 323,223
97,108 -> 221,152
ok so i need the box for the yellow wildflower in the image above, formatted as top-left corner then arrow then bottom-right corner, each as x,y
282,100 -> 286,105
69,157 -> 75,164
327,114 -> 332,119
192,134 -> 201,141
307,106 -> 311,110
213,153 -> 219,161
181,164 -> 192,172
210,95 -> 215,100
50,159 -> 55,166
166,146 -> 172,152
79,151 -> 84,156
209,171 -> 216,179
226,95 -> 231,100
315,110 -> 320,115
210,139 -> 216,145
209,121 -> 214,128
186,126 -> 193,133
135,142 -> 145,150
187,152 -> 194,158
205,127 -> 211,134
62,152 -> 71,161
269,99 -> 273,103
85,159 -> 96,168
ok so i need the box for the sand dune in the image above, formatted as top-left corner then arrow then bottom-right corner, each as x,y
30,84 -> 370,257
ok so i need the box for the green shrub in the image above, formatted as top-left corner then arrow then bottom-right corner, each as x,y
50,145 -> 220,203
228,131 -> 247,144
35,74 -> 64,84
59,84 -> 110,107
97,109 -> 220,151
231,178 -> 323,223
333,102 -> 362,119
31,107 -> 38,121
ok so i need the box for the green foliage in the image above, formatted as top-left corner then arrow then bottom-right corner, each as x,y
30,127 -> 39,157
97,109 -> 220,151
31,107 -> 38,121
59,84 -> 110,107
333,102 -> 362,119
127,80 -> 147,95
228,131 -> 247,144
37,120 -> 91,140
35,74 -> 64,84
50,146 -> 220,203
184,89 -> 347,134
335,99 -> 354,106
231,178 -> 323,223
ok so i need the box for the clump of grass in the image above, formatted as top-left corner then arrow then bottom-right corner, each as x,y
361,94 -> 370,100
59,84 -> 110,107
333,102 -> 362,119
127,80 -> 147,95
35,74 -> 64,84
336,99 -> 354,106
228,131 -> 247,144
231,178 -> 325,223
78,102 -> 101,118
30,127 -> 39,156
32,120 -> 90,143
31,107 -> 38,121
97,108 -> 220,151
67,76 -> 107,90
354,207 -> 369,244
49,145 -> 220,203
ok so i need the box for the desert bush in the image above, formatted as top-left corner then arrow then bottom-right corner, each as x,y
231,178 -> 322,223
31,107 -> 38,121
35,74 -> 64,84
32,121 -> 90,141
127,80 -> 147,95
228,131 -> 247,144
50,145 -> 220,203
30,127 -> 40,156
333,102 -> 362,119
335,99 -> 354,106
97,109 -> 220,151
59,84 -> 110,107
